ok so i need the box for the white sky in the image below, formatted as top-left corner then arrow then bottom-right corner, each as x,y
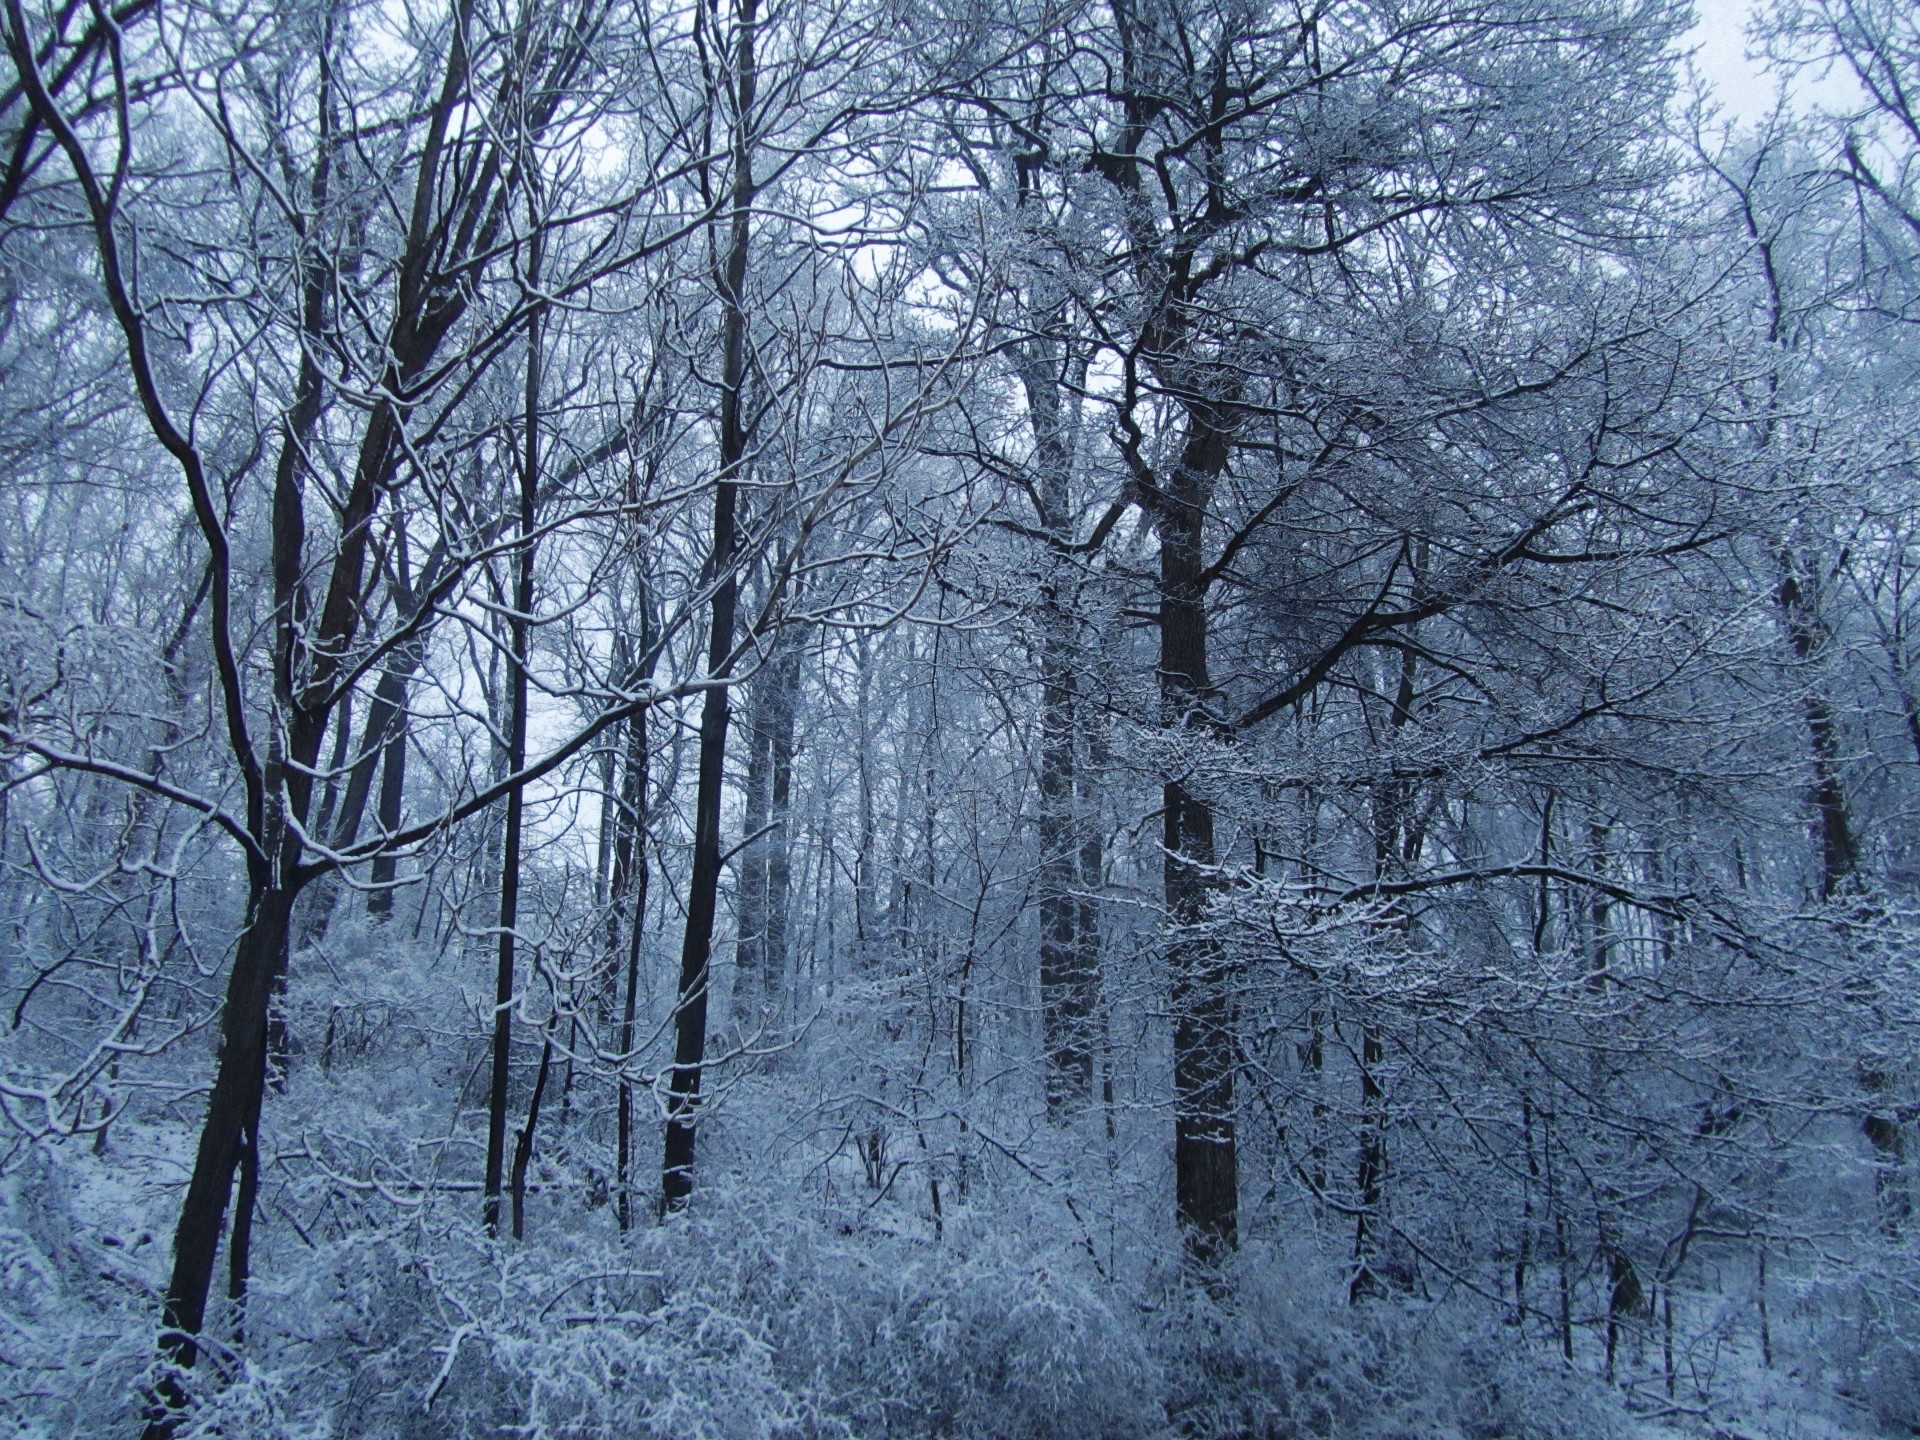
1685,0 -> 1775,123
1682,0 -> 1866,126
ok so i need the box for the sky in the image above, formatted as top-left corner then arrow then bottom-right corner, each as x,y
1682,0 -> 1866,126
1685,0 -> 1776,124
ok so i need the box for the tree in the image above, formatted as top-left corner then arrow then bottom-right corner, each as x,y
0,0 -> 725,1405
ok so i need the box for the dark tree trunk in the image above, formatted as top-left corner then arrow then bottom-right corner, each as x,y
1587,818 -> 1612,991
509,1033 -> 553,1240
298,644 -> 421,943
662,0 -> 756,1213
1605,1246 -> 1642,1382
1863,1093 -> 1911,1233
762,637 -> 801,1012
335,647 -> 416,855
366,693 -> 408,916
1079,684 -> 1108,1129
1097,0 -> 1244,1260
1515,1095 -> 1536,1323
308,689 -> 356,849
615,701 -> 651,1233
1037,626 -> 1090,1110
484,236 -> 542,1237
1544,1103 -> 1573,1362
154,879 -> 297,1380
481,607 -> 529,1239
1349,1023 -> 1387,1304
1776,555 -> 1859,898
1156,414 -> 1237,1266
659,541 -> 739,1213
733,658 -> 777,1008
1300,1006 -> 1327,1197
853,631 -> 878,960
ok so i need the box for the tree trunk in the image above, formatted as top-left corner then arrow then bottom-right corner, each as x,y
1096,1 -> 1244,1258
1014,334 -> 1098,1115
1353,641 -> 1424,1300
153,879 -> 296,1382
732,658 -> 777,1009
1079,693 -> 1108,1126
1350,1023 -> 1387,1303
483,237 -> 542,1236
762,636 -> 801,1014
854,630 -> 878,961
662,0 -> 756,1212
1037,629 -> 1089,1111
365,692 -> 408,916
509,1033 -> 553,1240
1156,414 -> 1236,1266
659,515 -> 740,1215
1776,555 -> 1906,1225
1776,554 -> 1859,897
615,701 -> 651,1232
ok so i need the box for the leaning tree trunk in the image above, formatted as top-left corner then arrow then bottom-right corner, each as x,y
154,869 -> 297,1381
509,1032 -> 553,1240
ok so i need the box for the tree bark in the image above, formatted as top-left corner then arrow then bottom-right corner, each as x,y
762,637 -> 801,1013
509,1033 -> 553,1240
732,655 -> 777,1007
1352,641 -> 1423,1301
1018,340 -> 1096,1115
615,699 -> 651,1233
854,630 -> 878,961
1156,412 -> 1237,1266
662,0 -> 757,1213
483,227 -> 542,1236
154,880 -> 296,1378
1349,1023 -> 1387,1303
1777,556 -> 1859,897
734,626 -> 805,1015
1775,555 -> 1907,1224
365,690 -> 408,917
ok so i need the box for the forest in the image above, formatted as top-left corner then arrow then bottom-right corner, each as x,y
0,0 -> 1916,1434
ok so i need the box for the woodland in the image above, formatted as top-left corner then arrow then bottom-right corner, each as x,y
1,0 -> 1918,1434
